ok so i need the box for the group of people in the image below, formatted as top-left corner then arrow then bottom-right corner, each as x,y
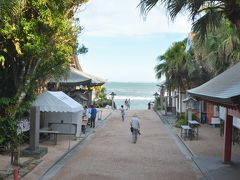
82,105 -> 97,134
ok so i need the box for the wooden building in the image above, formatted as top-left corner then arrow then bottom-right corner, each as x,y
188,62 -> 240,163
48,56 -> 105,105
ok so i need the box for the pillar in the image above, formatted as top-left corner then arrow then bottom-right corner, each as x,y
29,106 -> 40,151
23,106 -> 47,158
188,108 -> 192,121
160,94 -> 163,112
223,113 -> 233,163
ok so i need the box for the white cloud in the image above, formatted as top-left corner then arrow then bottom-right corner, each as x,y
77,0 -> 192,37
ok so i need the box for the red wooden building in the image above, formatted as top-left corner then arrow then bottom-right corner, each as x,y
188,62 -> 240,163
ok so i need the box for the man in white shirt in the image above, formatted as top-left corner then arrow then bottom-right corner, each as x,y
130,114 -> 140,143
86,106 -> 91,126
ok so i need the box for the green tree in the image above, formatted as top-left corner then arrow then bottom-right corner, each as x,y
155,40 -> 191,92
94,86 -> 110,107
193,19 -> 240,75
0,0 -> 88,163
0,0 -> 24,17
155,39 -> 211,92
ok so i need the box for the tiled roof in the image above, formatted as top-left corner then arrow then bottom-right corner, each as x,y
49,67 -> 105,86
188,62 -> 240,107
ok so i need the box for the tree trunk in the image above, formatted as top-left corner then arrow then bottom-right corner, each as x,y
235,19 -> 240,32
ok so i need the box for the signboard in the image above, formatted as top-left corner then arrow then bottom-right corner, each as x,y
233,116 -> 240,129
17,118 -> 30,135
219,106 -> 226,120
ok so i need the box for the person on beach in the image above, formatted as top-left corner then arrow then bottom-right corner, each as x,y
148,102 -> 151,110
125,99 -> 129,110
128,99 -> 131,110
130,114 -> 140,143
120,105 -> 125,121
90,105 -> 97,128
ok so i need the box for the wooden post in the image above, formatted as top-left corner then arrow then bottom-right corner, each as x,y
223,111 -> 233,163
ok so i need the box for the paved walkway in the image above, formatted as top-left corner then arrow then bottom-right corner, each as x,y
157,111 -> 240,180
44,110 -> 202,180
21,108 -> 112,179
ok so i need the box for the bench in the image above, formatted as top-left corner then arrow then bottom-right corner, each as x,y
39,127 -> 59,145
180,125 -> 192,140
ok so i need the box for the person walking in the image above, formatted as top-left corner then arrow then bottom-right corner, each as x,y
128,99 -> 131,110
130,114 -> 140,143
120,105 -> 125,122
124,99 -> 128,110
90,105 -> 97,128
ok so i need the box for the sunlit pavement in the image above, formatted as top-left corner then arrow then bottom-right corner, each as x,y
49,110 -> 202,180
157,110 -> 240,180
23,108 -> 112,180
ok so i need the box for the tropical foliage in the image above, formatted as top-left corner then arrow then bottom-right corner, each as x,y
0,0 -> 88,163
193,19 -> 240,75
155,39 -> 211,92
140,0 -> 240,92
93,86 -> 111,107
139,0 -> 240,40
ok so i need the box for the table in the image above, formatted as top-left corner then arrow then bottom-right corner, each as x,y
39,128 -> 59,145
180,125 -> 192,140
188,120 -> 200,139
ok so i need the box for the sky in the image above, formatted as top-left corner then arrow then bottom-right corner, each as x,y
76,0 -> 192,83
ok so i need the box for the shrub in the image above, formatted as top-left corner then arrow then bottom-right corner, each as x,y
94,99 -> 112,108
176,112 -> 186,121
175,118 -> 188,128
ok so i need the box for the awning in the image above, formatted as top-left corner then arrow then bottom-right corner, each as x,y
32,91 -> 83,112
82,71 -> 105,86
188,62 -> 240,107
182,96 -> 197,103
49,67 -> 105,86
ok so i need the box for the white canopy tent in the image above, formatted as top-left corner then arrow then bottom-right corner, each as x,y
32,91 -> 83,137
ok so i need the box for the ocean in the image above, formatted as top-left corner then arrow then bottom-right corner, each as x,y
104,82 -> 158,110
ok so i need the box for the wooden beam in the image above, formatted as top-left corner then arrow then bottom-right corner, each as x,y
228,109 -> 240,118
223,112 -> 233,163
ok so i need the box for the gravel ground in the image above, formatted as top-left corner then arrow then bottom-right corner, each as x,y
53,110 -> 201,180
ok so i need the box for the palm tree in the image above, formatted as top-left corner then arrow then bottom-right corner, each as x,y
139,0 -> 240,40
192,18 -> 240,75
155,40 -> 190,92
155,39 -> 212,92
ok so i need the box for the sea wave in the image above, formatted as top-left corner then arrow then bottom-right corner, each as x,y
114,96 -> 154,100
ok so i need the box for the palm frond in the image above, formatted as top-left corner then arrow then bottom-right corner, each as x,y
192,9 -> 223,42
0,0 -> 25,17
138,0 -> 160,16
166,0 -> 187,20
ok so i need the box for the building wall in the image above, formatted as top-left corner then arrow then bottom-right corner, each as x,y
207,103 -> 214,124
